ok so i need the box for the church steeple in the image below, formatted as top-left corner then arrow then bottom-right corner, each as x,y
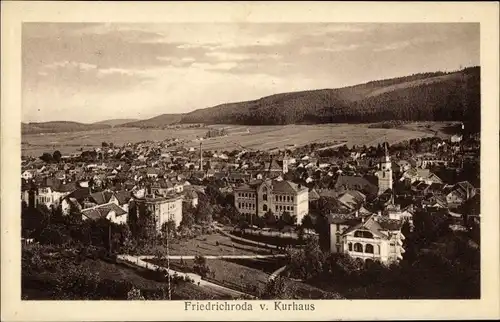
377,141 -> 393,195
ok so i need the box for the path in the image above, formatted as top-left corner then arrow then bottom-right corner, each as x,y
117,254 -> 255,299
138,254 -> 287,260
268,265 -> 287,281
213,226 -> 283,251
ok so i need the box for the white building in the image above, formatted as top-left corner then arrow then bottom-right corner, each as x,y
329,213 -> 405,265
136,194 -> 184,231
375,143 -> 393,195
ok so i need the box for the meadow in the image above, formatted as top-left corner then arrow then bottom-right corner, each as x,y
21,122 -> 441,157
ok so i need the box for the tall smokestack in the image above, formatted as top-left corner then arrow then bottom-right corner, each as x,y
200,142 -> 203,172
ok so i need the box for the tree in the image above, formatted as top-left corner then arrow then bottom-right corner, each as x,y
102,142 -> 109,148
193,255 -> 210,278
40,152 -> 54,163
180,205 -> 196,228
260,276 -> 297,300
301,214 -> 314,230
52,150 -> 62,163
127,287 -> 145,300
195,200 -> 213,225
281,211 -> 297,226
161,220 -> 177,239
263,210 -> 277,227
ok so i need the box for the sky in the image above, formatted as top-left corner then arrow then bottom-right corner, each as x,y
22,23 -> 479,123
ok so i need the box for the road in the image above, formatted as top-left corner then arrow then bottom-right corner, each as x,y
117,254 -> 255,299
138,254 -> 287,260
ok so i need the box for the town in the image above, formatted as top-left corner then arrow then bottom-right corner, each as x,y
21,125 -> 480,300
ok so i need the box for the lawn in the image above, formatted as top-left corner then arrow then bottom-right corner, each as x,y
148,258 -> 271,296
141,233 -> 274,256
22,123 -> 435,157
22,251 -> 227,300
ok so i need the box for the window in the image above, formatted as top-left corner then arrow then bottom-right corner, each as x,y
275,196 -> 278,202
287,196 -> 290,202
291,196 -> 294,202
348,243 -> 353,251
263,194 -> 267,201
263,204 -> 268,212
291,206 -> 294,211
336,235 -> 340,243
354,230 -> 373,239
354,243 -> 363,252
275,206 -> 278,212
280,205 -> 283,211
365,244 -> 374,254
238,203 -> 241,208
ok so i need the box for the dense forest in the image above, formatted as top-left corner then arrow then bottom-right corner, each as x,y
180,67 -> 480,132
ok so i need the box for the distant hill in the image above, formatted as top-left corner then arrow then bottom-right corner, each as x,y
179,67 -> 480,131
120,114 -> 183,128
93,119 -> 138,127
25,66 -> 481,133
22,121 -> 111,135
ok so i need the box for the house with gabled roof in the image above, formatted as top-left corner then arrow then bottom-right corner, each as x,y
81,202 -> 128,225
444,181 -> 477,207
36,179 -> 76,209
328,212 -> 405,264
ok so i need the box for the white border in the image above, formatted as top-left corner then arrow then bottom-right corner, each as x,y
2,1 -> 499,321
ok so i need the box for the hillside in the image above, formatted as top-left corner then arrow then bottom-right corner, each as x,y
22,121 -> 111,135
179,67 -> 480,130
120,114 -> 183,128
93,119 -> 138,127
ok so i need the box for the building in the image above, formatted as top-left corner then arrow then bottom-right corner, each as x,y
375,143 -> 393,195
135,194 -> 183,231
81,202 -> 128,225
444,181 -> 477,207
400,168 -> 443,186
328,212 -> 405,265
233,179 -> 309,223
36,181 -> 76,209
451,134 -> 463,143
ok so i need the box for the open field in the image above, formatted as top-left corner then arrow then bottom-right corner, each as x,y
147,233 -> 274,257
21,122 -> 442,157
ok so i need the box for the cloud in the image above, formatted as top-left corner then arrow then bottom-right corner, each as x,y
22,23 -> 480,123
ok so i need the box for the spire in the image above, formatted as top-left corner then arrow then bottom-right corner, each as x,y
384,141 -> 389,157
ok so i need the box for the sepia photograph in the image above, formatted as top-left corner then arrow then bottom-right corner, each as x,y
2,1 -> 499,321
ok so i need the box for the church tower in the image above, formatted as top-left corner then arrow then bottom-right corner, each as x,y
377,143 -> 393,195
282,150 -> 289,174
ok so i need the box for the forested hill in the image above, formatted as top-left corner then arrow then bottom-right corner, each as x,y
180,67 -> 480,130
22,122 -> 111,135
120,114 -> 184,128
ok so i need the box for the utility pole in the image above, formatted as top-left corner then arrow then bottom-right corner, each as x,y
108,224 -> 112,255
166,216 -> 172,300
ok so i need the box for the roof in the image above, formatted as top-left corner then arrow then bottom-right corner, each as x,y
114,190 -> 132,205
335,175 -> 377,194
342,215 -> 402,239
66,187 -> 91,202
81,203 -> 127,221
90,191 -> 114,205
270,179 -> 307,194
309,188 -> 321,201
